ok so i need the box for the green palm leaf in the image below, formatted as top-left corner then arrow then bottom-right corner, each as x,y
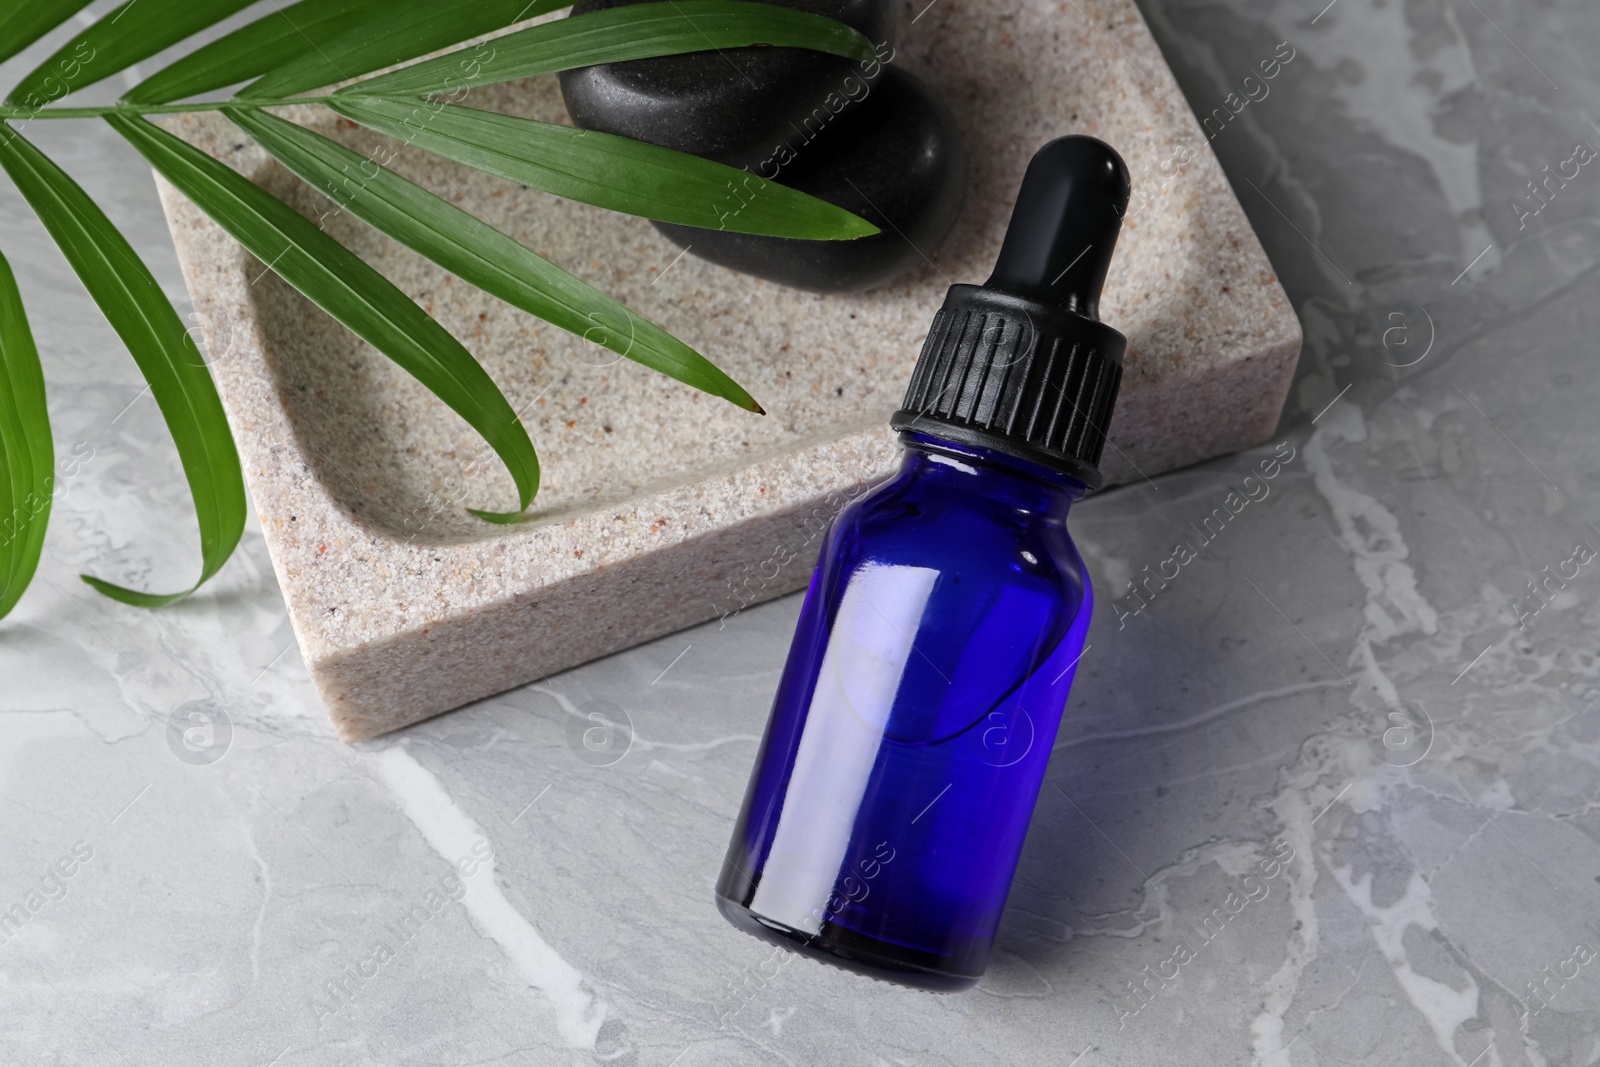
0,0 -> 94,68
0,248 -> 54,621
0,1 -> 881,618
244,0 -> 571,100
122,0 -> 392,105
0,123 -> 245,607
226,106 -> 762,412
346,0 -> 875,97
328,97 -> 878,239
106,113 -> 539,520
6,0 -> 259,106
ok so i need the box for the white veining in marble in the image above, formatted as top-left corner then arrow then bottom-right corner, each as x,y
373,745 -> 607,1049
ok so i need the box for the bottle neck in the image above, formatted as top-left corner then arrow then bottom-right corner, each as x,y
897,429 -> 1089,518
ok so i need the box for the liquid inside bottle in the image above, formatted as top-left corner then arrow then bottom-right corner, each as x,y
715,134 -> 1130,990
716,432 -> 1093,989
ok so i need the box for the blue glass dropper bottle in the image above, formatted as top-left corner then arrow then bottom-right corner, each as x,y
716,136 -> 1133,990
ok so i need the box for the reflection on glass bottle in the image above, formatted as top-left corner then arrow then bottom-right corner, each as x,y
717,136 -> 1133,990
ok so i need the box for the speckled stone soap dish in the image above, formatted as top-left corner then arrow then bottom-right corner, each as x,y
155,0 -> 1301,742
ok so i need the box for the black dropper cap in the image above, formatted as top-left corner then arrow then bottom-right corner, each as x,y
890,136 -> 1131,489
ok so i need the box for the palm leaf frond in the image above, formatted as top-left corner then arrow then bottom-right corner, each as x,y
109,112 -> 541,520
0,0 -> 93,68
0,123 -> 245,606
0,246 -> 54,620
122,0 -> 393,105
347,0 -> 876,97
329,96 -> 880,238
228,105 -> 763,412
7,0 -> 259,106
244,0 -> 571,99
0,0 -> 879,616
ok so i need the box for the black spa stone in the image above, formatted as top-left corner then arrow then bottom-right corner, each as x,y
652,66 -> 966,292
558,0 -> 900,169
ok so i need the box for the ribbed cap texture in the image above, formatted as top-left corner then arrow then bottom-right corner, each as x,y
892,284 -> 1124,484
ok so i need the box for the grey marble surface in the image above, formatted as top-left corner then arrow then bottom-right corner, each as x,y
3,0 -> 1599,1064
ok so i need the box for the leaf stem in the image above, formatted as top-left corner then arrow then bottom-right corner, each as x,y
0,96 -> 337,121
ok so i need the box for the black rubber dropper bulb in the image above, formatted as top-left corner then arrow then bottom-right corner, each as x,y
984,136 -> 1131,317
891,135 -> 1133,488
